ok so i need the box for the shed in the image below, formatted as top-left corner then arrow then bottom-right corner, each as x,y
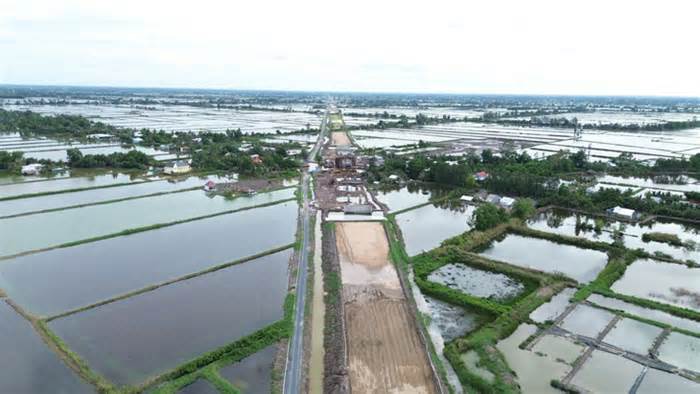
500,196 -> 516,209
608,206 -> 636,219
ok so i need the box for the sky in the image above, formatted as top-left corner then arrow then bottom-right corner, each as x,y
1,0 -> 699,96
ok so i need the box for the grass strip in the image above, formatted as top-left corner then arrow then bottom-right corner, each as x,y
0,178 -> 157,202
0,197 -> 296,261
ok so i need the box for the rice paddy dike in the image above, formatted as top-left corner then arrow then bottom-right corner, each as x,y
0,168 -> 307,393
384,193 -> 700,393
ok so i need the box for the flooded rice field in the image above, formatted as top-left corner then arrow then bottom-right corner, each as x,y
374,185 -> 433,213
218,344 -> 276,393
598,174 -> 700,193
49,249 -> 291,385
0,201 -> 297,316
636,368 -> 700,393
657,332 -> 700,373
528,209 -> 700,263
396,203 -> 474,256
0,187 -> 295,256
611,259 -> 700,311
570,350 -> 643,393
495,323 -> 571,394
0,174 -> 232,217
529,287 -> 576,323
587,294 -> 700,333
478,234 -> 608,283
0,300 -> 93,393
602,318 -> 662,355
427,264 -> 524,302
177,379 -> 218,394
559,304 -> 616,338
1,103 -> 333,134
0,172 -> 145,199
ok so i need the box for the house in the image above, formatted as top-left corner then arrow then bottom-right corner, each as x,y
203,180 -> 216,191
486,194 -> 501,205
608,206 -> 637,220
164,160 -> 191,175
388,174 -> 400,181
474,171 -> 490,182
250,154 -> 263,165
500,196 -> 516,209
21,163 -> 44,175
87,133 -> 112,141
460,195 -> 474,203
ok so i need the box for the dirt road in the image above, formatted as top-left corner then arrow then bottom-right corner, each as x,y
336,222 -> 437,394
331,132 -> 352,146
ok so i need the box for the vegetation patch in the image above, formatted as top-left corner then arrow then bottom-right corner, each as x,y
641,231 -> 684,247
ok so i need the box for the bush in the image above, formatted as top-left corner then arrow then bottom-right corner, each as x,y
472,203 -> 509,231
511,198 -> 535,219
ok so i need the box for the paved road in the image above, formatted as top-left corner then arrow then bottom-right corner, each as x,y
283,108 -> 328,394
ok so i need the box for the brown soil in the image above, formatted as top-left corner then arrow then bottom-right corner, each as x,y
336,222 -> 437,394
331,132 -> 352,146
335,222 -> 390,269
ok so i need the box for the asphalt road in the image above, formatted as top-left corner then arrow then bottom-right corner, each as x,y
283,108 -> 328,394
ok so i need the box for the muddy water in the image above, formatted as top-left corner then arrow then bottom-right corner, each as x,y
531,335 -> 585,365
570,350 -> 642,393
0,172 -> 143,199
0,174 -> 233,218
409,271 -> 464,393
657,332 -> 700,373
0,187 -> 295,257
396,203 -> 474,256
0,201 -> 297,316
427,264 -> 524,302
636,368 -> 700,393
611,259 -> 700,311
49,249 -> 291,386
529,287 -> 576,323
219,345 -> 276,393
602,318 -> 662,355
374,185 -> 435,213
0,300 -> 93,393
308,212 -> 325,394
559,304 -> 616,338
478,234 -> 608,283
495,323 -> 571,394
587,294 -> 700,333
424,296 -> 486,341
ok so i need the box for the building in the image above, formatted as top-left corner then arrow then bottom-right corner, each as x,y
343,204 -> 374,215
608,206 -> 637,220
203,180 -> 216,191
500,196 -> 516,209
460,195 -> 474,203
21,163 -> 44,175
250,154 -> 263,165
164,160 -> 191,175
486,194 -> 501,205
474,171 -> 490,182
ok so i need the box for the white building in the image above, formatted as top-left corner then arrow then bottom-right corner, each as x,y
21,163 -> 44,175
500,196 -> 516,209
608,206 -> 637,220
164,160 -> 191,175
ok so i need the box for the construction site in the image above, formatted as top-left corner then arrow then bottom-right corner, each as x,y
314,108 -> 441,393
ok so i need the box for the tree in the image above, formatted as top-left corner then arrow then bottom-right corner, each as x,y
511,198 -> 535,219
472,203 -> 509,231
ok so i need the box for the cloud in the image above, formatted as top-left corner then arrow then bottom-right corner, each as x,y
1,0 -> 699,96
